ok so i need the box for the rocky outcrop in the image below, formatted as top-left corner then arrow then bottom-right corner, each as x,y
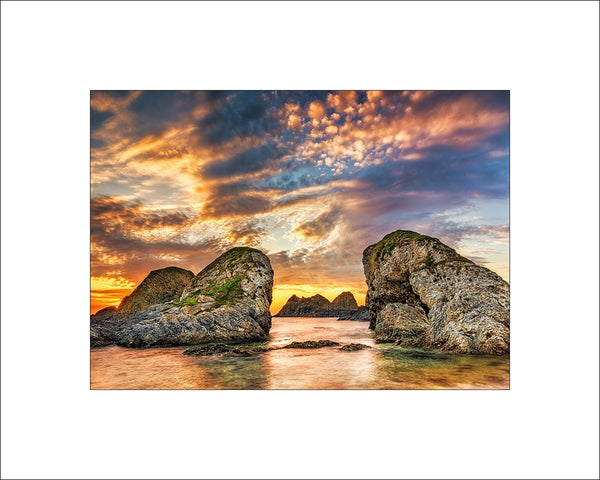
181,339 -> 365,357
118,267 -> 194,314
275,294 -> 330,316
337,306 -> 369,321
275,291 -> 360,317
90,247 -> 274,347
363,230 -> 509,354
374,303 -> 429,346
331,291 -> 358,310
91,306 -> 118,320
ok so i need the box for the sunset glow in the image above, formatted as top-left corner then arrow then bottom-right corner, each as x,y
91,90 -> 509,314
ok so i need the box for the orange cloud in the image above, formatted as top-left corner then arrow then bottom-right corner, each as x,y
288,113 -> 301,129
308,101 -> 325,120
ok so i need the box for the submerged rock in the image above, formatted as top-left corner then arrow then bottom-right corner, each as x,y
90,247 -> 274,347
281,339 -> 340,349
182,339 -> 366,355
275,291 -> 360,317
363,230 -> 509,354
182,343 -> 269,357
339,343 -> 371,351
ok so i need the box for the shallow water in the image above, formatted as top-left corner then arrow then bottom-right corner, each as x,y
90,317 -> 509,389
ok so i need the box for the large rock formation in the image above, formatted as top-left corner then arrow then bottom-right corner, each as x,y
275,291 -> 360,317
90,247 -> 274,347
118,267 -> 194,314
363,230 -> 509,354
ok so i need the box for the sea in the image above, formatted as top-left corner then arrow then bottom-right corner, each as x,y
90,316 -> 509,389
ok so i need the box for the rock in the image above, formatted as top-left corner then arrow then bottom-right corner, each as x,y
374,303 -> 429,347
363,230 -> 509,354
337,306 -> 370,321
90,307 -> 122,347
331,291 -> 358,310
275,291 -> 360,317
275,294 -> 330,316
118,266 -> 194,314
91,306 -> 118,321
182,343 -> 269,357
281,340 -> 340,348
339,343 -> 371,351
90,247 -> 274,347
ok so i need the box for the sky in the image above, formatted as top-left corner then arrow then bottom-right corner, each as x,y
91,90 -> 509,314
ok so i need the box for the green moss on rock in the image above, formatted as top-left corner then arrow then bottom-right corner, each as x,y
176,276 -> 245,308
366,230 -> 433,282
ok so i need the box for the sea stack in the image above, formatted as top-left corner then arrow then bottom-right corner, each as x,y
90,247 -> 274,347
275,291 -> 360,317
363,230 -> 509,354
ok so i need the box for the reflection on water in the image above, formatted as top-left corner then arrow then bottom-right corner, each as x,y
91,317 -> 509,389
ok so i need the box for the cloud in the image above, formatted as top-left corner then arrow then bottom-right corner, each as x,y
287,113 -> 301,129
201,193 -> 275,219
90,196 -> 225,283
202,140 -> 290,180
293,208 -> 340,240
197,91 -> 281,146
90,90 -> 510,312
224,219 -> 268,245
308,100 -> 325,120
425,221 -> 510,246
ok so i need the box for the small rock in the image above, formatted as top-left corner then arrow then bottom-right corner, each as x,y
339,343 -> 371,351
282,340 -> 340,349
182,343 -> 269,357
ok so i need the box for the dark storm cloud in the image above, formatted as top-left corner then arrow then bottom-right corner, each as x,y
198,91 -> 280,145
90,109 -> 114,130
197,91 -> 333,146
129,90 -> 196,121
126,90 -> 198,136
202,140 -> 290,179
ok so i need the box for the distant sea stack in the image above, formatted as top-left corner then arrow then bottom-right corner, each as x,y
90,247 -> 274,347
275,291 -> 360,317
363,230 -> 509,354
331,291 -> 358,310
